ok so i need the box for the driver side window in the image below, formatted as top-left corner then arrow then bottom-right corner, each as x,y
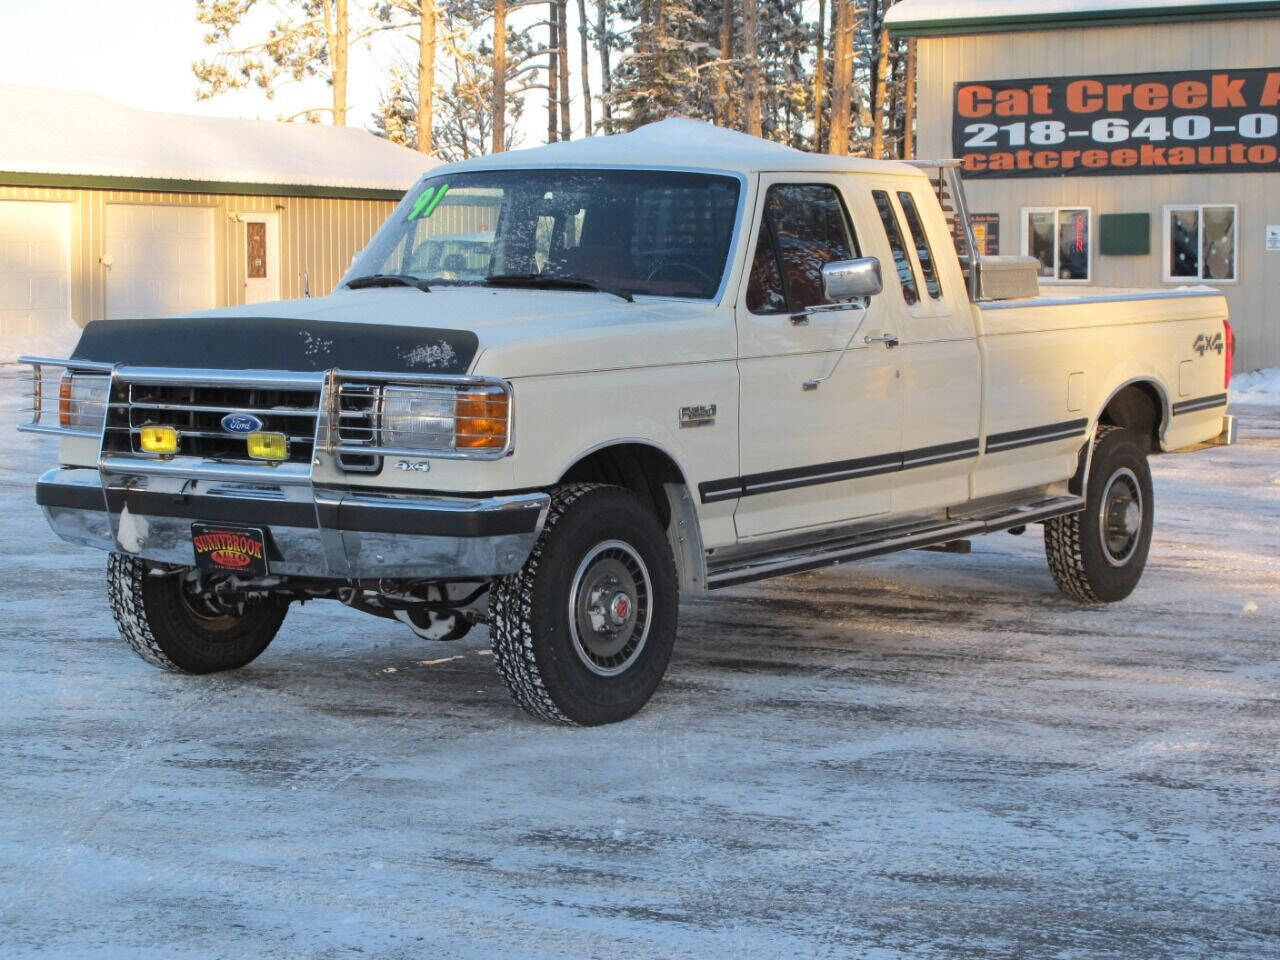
746,184 -> 859,314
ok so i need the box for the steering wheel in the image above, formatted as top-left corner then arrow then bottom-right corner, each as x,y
644,260 -> 716,288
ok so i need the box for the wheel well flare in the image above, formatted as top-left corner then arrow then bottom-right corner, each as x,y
559,443 -> 685,528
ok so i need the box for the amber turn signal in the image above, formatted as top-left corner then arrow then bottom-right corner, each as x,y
139,426 -> 179,455
58,374 -> 72,427
454,390 -> 509,449
246,431 -> 289,461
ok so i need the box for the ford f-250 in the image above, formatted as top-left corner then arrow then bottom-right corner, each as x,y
19,120 -> 1237,725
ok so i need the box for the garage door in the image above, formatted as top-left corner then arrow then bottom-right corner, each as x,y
0,200 -> 71,336
105,204 -> 215,319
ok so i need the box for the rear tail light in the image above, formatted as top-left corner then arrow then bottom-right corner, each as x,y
1223,317 -> 1235,390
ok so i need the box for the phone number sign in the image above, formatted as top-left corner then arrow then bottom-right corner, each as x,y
953,67 -> 1280,177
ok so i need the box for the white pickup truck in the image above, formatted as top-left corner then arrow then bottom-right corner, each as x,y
20,120 -> 1236,725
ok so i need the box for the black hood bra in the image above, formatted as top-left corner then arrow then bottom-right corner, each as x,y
71,316 -> 479,375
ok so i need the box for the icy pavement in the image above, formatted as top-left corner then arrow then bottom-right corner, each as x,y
0,368 -> 1276,960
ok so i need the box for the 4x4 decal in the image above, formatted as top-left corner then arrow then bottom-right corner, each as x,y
1193,332 -> 1224,356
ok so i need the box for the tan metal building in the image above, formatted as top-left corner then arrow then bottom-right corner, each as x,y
887,0 -> 1280,372
0,85 -> 436,356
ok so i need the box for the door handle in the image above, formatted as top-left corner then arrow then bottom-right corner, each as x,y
864,333 -> 899,348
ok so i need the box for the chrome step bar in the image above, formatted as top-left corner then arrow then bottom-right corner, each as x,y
706,495 -> 1085,590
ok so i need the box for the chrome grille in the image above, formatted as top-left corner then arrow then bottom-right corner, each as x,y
105,383 -> 321,464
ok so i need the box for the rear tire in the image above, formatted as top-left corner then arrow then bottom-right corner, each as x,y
107,554 -> 288,673
489,484 -> 679,725
1044,425 -> 1154,603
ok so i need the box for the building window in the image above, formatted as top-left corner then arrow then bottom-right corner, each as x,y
1164,205 -> 1237,282
1022,207 -> 1091,282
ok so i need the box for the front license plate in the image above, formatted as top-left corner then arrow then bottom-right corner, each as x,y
191,523 -> 269,577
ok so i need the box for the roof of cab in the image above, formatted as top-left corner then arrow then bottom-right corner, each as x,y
434,118 -> 923,180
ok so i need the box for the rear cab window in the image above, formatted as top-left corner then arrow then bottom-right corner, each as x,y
746,184 -> 859,314
896,191 -> 942,300
872,189 -> 919,305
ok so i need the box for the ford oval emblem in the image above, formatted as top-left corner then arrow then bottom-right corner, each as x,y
221,413 -> 265,435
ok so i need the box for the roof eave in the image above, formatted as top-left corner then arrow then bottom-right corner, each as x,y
0,170 -> 409,201
887,1 -> 1280,37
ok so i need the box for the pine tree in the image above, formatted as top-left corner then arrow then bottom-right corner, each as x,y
373,0 -> 525,159
742,0 -> 760,135
373,2 -> 441,153
557,0 -> 572,138
596,0 -> 616,133
547,1 -> 559,142
493,0 -> 508,150
576,0 -> 595,134
609,0 -> 714,130
755,0 -> 809,147
195,0 -> 373,124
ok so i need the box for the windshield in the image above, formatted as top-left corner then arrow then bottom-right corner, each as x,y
348,169 -> 742,300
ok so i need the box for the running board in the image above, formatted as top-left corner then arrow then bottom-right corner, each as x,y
706,495 -> 1085,590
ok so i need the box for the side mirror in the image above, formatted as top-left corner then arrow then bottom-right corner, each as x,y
822,257 -> 882,302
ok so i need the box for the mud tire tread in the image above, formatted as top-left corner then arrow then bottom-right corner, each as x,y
1044,425 -> 1152,604
489,484 -> 601,724
489,483 -> 678,725
108,553 -> 180,670
107,554 -> 286,673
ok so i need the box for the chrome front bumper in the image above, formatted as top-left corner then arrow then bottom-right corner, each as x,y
37,465 -> 550,580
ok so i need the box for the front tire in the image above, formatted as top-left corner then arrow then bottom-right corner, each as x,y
489,484 -> 679,725
1044,425 -> 1154,603
107,554 -> 288,673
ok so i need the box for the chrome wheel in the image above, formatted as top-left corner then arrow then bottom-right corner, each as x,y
568,539 -> 652,676
1099,466 -> 1143,567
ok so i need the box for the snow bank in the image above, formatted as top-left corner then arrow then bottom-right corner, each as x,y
0,316 -> 83,365
1230,368 -> 1280,406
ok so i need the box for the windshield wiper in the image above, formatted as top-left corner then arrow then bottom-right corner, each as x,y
484,273 -> 634,303
345,274 -> 431,292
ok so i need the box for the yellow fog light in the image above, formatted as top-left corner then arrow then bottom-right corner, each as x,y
139,426 -> 179,455
246,431 -> 288,461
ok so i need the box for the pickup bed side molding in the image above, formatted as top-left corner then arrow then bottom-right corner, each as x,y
1170,393 -> 1229,416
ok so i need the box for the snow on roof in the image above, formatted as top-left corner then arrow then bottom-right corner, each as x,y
886,0 -> 1280,35
439,118 -> 921,178
0,85 -> 437,194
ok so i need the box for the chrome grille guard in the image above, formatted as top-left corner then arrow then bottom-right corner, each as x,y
16,356 -> 515,469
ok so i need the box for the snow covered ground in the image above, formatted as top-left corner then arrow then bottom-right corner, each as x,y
0,368 -> 1276,959
1231,367 -> 1280,406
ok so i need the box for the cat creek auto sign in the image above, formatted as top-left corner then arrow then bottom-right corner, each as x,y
954,67 -> 1280,177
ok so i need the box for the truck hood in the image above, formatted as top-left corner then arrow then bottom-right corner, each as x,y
71,287 -> 725,378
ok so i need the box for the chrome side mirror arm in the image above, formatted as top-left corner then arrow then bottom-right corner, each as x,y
801,256 -> 883,390
802,309 -> 869,391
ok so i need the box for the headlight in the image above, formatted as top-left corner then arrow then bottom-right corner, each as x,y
59,373 -> 109,431
380,384 -> 509,453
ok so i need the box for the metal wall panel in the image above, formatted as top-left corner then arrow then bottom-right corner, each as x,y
0,184 -> 398,332
915,18 -> 1280,370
